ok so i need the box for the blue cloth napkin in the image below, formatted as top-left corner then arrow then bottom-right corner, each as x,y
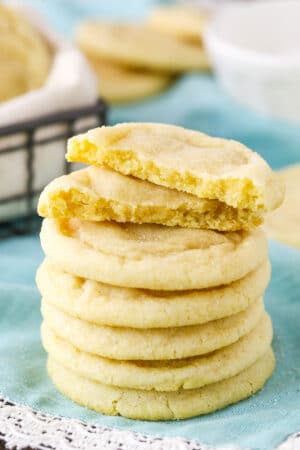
1,1 -> 300,449
0,236 -> 299,450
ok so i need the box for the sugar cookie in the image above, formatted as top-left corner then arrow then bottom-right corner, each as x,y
0,4 -> 51,102
77,22 -> 209,72
67,123 -> 284,212
38,166 -> 263,231
85,56 -> 171,103
37,259 -> 270,328
47,349 -> 275,420
265,164 -> 300,249
41,297 -> 264,361
42,313 -> 272,391
148,5 -> 208,44
40,219 -> 268,290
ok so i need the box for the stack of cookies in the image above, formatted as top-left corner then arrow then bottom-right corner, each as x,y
37,123 -> 284,420
77,5 -> 209,104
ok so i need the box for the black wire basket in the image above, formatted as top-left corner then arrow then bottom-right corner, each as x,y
0,99 -> 107,237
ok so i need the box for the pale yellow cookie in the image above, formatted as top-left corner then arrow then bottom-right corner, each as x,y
47,349 -> 275,420
40,219 -> 268,290
0,60 -> 27,100
77,22 -> 209,72
147,5 -> 208,44
38,166 -> 263,231
67,123 -> 284,212
265,164 -> 300,249
0,4 -> 51,102
42,313 -> 272,391
41,297 -> 264,361
85,55 -> 172,103
37,259 -> 270,328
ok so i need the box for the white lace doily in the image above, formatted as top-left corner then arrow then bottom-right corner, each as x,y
0,397 -> 298,450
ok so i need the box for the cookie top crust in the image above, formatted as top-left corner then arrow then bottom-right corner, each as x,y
63,218 -> 250,257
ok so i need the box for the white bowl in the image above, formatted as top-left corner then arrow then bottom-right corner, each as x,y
204,0 -> 300,122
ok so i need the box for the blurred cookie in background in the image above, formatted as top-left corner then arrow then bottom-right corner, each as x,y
76,6 -> 211,104
85,55 -> 173,104
0,4 -> 52,102
147,4 -> 210,70
147,4 -> 208,45
265,164 -> 300,249
77,21 -> 209,73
